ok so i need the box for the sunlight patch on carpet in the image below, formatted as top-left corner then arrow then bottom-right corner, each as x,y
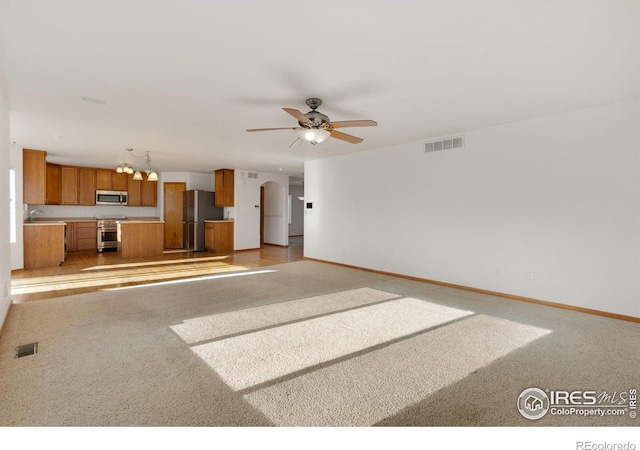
244,314 -> 551,426
191,296 -> 473,391
171,287 -> 401,344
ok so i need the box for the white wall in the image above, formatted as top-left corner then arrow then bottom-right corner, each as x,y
29,204 -> 158,219
0,80 -> 12,328
10,144 -> 23,270
305,100 -> 640,318
235,170 -> 289,250
289,184 -> 304,236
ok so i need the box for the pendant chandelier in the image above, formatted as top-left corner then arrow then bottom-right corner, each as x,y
116,148 -> 158,181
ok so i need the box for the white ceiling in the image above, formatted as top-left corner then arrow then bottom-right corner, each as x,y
1,1 -> 638,183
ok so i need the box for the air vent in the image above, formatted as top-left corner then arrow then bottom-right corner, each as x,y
15,342 -> 38,358
425,136 -> 464,153
248,172 -> 258,179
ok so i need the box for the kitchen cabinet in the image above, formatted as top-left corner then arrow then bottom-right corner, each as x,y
95,169 -> 110,190
96,169 -> 128,191
79,168 -> 96,205
127,176 -> 142,206
24,223 -> 66,269
64,221 -> 97,252
45,163 -> 61,205
204,220 -> 234,254
75,221 -> 97,251
65,223 -> 76,251
117,221 -> 164,258
61,167 -> 96,205
112,172 -> 129,191
61,167 -> 79,205
214,169 -> 234,207
23,149 -> 47,205
127,175 -> 157,207
141,179 -> 157,206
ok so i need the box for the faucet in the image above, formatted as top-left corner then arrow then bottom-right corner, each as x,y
29,209 -> 44,223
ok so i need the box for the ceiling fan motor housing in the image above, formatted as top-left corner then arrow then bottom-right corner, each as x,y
301,110 -> 330,128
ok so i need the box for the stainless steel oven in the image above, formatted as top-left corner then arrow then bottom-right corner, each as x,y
96,215 -> 126,252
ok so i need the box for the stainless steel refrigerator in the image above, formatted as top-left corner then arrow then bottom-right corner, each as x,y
183,190 -> 223,251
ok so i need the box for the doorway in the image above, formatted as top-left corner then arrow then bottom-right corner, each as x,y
163,182 -> 186,249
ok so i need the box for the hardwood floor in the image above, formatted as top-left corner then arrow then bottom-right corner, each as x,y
11,239 -> 304,303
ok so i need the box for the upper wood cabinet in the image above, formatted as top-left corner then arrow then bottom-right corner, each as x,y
61,167 -> 79,205
96,169 -> 128,191
78,168 -> 96,205
61,167 -> 96,205
45,163 -> 61,205
141,179 -> 157,206
23,149 -> 47,205
112,172 -> 129,191
127,175 -> 157,207
127,176 -> 142,206
214,169 -> 234,207
24,149 -> 132,207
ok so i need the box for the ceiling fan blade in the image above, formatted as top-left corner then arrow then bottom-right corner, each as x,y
330,130 -> 363,144
246,127 -> 299,132
283,108 -> 312,124
329,120 -> 378,129
289,137 -> 303,148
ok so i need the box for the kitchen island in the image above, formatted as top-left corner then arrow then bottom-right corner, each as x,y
117,220 -> 164,259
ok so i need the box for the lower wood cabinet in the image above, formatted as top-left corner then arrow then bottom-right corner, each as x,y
24,224 -> 66,269
75,221 -> 97,251
66,221 -> 97,252
205,221 -> 234,254
117,221 -> 164,258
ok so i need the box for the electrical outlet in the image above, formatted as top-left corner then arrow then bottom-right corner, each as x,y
496,268 -> 501,277
4,280 -> 9,297
528,272 -> 534,281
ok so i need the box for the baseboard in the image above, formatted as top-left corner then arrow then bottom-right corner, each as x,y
0,302 -> 13,341
304,257 -> 640,324
263,243 -> 289,248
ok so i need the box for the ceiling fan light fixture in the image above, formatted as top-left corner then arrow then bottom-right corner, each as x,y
301,129 -> 330,145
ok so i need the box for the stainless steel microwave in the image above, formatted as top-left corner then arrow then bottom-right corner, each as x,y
96,190 -> 128,206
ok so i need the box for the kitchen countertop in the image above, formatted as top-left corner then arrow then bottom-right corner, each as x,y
117,220 -> 165,224
24,221 -> 66,226
204,219 -> 234,223
30,216 -> 161,223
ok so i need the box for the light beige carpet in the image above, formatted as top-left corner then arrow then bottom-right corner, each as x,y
0,260 -> 638,427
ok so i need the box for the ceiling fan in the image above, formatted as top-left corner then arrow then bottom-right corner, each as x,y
246,98 -> 377,147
